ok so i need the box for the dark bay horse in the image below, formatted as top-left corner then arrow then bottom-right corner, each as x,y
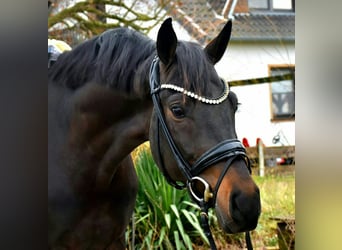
48,18 -> 261,249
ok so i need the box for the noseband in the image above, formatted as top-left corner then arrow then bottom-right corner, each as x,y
149,56 -> 253,250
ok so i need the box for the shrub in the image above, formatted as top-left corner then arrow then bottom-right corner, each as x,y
127,149 -> 209,250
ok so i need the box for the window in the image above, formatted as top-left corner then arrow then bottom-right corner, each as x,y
248,0 -> 294,12
273,0 -> 293,10
270,66 -> 295,120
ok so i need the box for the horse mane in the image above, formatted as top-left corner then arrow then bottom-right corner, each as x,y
49,27 -> 219,98
48,28 -> 156,94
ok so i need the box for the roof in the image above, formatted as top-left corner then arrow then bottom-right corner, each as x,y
169,0 -> 224,44
231,13 -> 295,42
170,0 -> 295,45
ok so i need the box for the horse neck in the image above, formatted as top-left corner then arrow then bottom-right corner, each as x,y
80,81 -> 153,148
119,96 -> 153,151
107,55 -> 155,148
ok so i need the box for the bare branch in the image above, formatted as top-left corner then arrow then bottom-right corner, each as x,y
48,0 -> 175,44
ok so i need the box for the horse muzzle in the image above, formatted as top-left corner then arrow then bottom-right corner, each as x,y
189,154 -> 261,234
213,160 -> 261,233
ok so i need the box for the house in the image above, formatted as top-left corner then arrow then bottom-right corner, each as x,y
150,0 -> 295,147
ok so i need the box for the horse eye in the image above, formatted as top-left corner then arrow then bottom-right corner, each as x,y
170,106 -> 185,118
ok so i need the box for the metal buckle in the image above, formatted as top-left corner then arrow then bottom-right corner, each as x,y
188,176 -> 213,203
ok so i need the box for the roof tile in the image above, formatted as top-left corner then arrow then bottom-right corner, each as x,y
171,1 -> 295,44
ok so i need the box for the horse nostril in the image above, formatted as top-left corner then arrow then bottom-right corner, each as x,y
229,189 -> 261,226
230,191 -> 245,222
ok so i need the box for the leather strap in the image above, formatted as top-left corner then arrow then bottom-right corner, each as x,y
191,139 -> 250,176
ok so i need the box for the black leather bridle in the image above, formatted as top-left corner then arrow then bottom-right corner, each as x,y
149,56 -> 254,250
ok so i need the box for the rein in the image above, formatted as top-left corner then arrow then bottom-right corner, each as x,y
149,56 -> 254,250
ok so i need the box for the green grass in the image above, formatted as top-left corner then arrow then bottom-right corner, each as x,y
252,173 -> 295,247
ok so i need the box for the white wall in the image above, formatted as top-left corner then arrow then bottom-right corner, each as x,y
215,42 -> 295,146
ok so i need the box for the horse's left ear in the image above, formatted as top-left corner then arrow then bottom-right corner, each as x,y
157,18 -> 178,66
204,20 -> 232,65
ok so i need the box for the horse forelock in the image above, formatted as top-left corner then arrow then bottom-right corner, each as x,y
167,42 -> 221,98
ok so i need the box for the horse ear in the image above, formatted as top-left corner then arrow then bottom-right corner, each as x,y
157,18 -> 177,66
204,20 -> 232,65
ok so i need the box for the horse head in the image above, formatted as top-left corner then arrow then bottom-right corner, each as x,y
149,18 -> 261,234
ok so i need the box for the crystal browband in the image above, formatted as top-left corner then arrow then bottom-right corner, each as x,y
160,82 -> 229,105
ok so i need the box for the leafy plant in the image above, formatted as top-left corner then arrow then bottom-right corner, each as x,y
127,149 -> 208,250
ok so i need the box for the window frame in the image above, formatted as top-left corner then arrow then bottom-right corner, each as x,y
248,0 -> 295,13
268,64 -> 295,122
